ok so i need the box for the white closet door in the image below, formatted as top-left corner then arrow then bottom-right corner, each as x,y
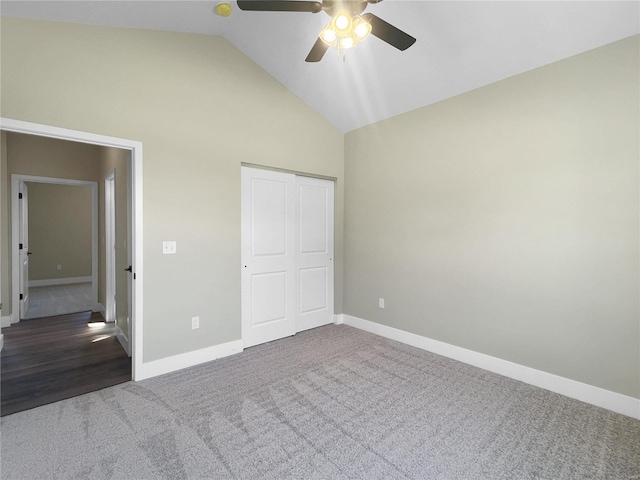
241,167 -> 296,348
18,181 -> 30,319
295,176 -> 334,332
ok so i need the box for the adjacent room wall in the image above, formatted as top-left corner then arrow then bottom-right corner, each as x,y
2,132 -> 129,335
0,132 -> 10,321
5,132 -> 100,181
344,36 -> 639,398
0,132 -> 101,314
27,182 -> 92,281
0,17 -> 344,362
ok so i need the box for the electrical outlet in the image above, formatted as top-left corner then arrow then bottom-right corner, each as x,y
191,316 -> 199,330
163,241 -> 177,255
57,264 -> 63,270
379,298 -> 385,309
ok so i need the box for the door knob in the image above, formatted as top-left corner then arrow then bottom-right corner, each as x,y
124,266 -> 132,272
27,251 -> 33,255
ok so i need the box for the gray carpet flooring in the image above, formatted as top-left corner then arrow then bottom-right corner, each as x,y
23,282 -> 93,319
1,325 -> 638,479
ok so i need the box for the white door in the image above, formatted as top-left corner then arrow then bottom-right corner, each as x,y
18,181 -> 30,319
126,158 -> 133,356
105,172 -> 116,323
241,167 -> 335,348
241,167 -> 296,348
295,176 -> 334,332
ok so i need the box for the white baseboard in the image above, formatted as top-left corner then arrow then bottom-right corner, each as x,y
114,324 -> 130,357
333,314 -> 344,325
134,340 -> 243,381
342,314 -> 640,420
96,303 -> 106,320
29,276 -> 92,287
1,315 -> 12,328
0,334 -> 3,351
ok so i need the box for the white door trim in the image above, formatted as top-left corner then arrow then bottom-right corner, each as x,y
11,174 -> 99,320
1,117 -> 144,381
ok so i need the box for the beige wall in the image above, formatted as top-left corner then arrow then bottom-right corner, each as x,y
27,182 -> 92,281
6,16 -> 632,400
1,17 -> 344,362
344,36 -> 639,398
98,146 -> 130,340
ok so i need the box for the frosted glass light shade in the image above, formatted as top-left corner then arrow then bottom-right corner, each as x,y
353,16 -> 371,40
333,12 -> 352,33
319,25 -> 337,45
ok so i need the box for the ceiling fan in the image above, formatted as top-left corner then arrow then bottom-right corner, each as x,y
236,0 -> 416,62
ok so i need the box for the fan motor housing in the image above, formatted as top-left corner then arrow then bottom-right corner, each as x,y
322,0 -> 368,17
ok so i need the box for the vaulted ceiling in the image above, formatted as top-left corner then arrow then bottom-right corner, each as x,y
2,1 -> 639,132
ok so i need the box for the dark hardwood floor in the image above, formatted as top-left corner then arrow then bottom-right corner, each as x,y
1,311 -> 131,416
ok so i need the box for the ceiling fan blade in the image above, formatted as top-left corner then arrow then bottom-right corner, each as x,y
361,13 -> 416,51
305,37 -> 330,62
237,1 -> 322,13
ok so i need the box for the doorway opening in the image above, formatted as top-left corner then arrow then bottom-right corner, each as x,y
1,117 -> 144,380
12,175 -> 99,320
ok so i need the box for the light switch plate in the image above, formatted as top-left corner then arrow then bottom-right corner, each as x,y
163,241 -> 177,255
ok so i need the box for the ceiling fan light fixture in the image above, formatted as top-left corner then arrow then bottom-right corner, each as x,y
237,0 -> 417,63
338,35 -> 356,50
332,12 -> 352,34
352,15 -> 371,40
319,24 -> 337,45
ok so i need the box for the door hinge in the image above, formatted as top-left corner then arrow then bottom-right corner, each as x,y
19,243 -> 23,250
134,273 -> 136,280
19,294 -> 23,300
18,193 -> 23,199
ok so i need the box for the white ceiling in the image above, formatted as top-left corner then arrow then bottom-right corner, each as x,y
2,1 -> 639,132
